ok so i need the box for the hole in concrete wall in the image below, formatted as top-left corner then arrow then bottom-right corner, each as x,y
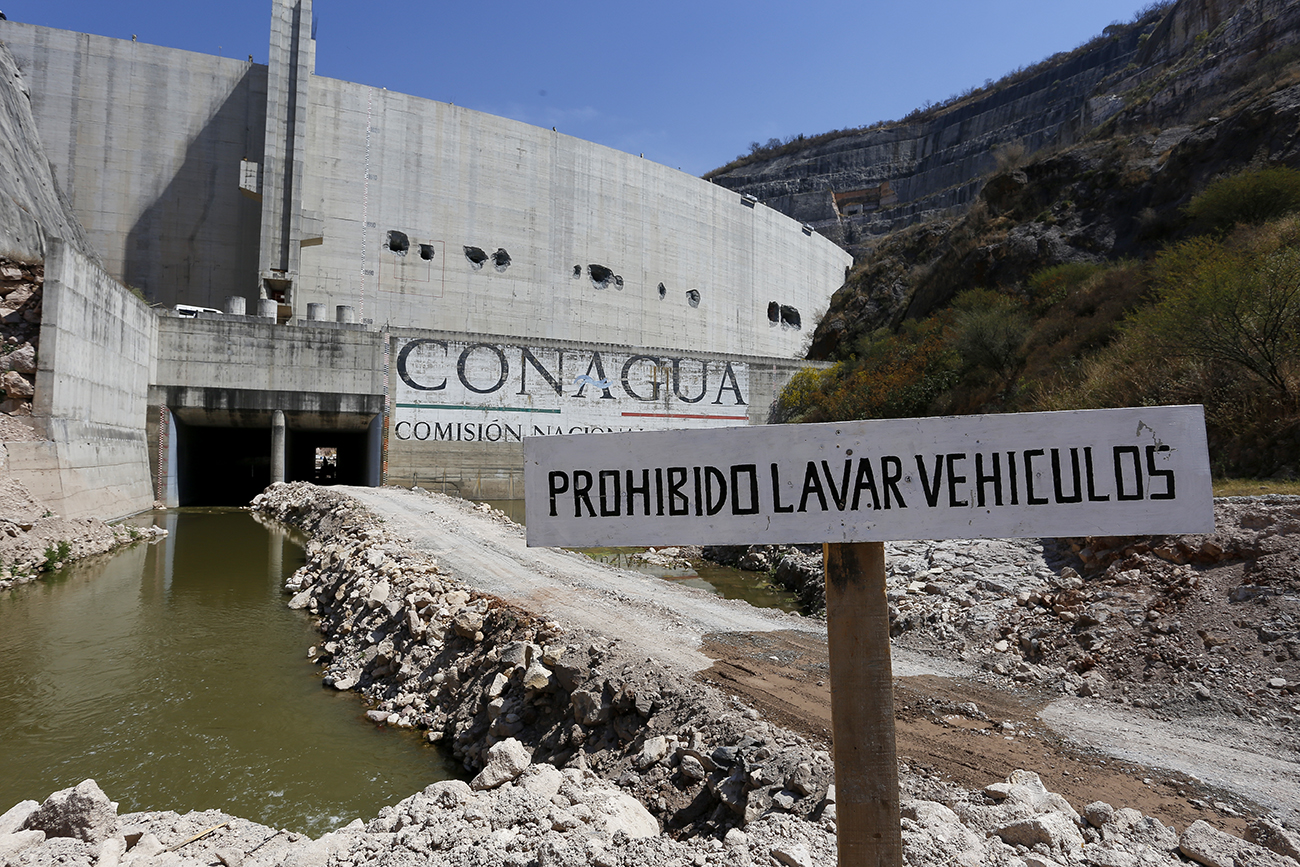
613,275 -> 624,290
658,282 -> 667,299
573,265 -> 582,278
589,264 -> 614,289
464,246 -> 488,270
419,244 -> 435,261
387,230 -> 410,255
686,289 -> 700,308
492,248 -> 511,272
780,305 -> 801,329
767,301 -> 781,323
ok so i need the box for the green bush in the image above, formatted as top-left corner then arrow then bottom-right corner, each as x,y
1127,231 -> 1300,398
950,290 -> 1030,379
1185,166 -> 1300,235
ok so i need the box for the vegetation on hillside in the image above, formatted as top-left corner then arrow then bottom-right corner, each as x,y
774,167 -> 1300,478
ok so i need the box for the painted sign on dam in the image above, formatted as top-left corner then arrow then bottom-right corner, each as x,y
392,338 -> 753,443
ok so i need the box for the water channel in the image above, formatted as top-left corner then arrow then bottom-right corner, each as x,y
0,509 -> 458,837
0,500 -> 798,837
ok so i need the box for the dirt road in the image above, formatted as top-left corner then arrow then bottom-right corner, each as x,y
339,486 -> 1300,830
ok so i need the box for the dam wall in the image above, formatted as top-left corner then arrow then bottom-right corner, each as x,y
0,3 -> 848,512
1,22 -> 266,305
299,79 -> 846,359
2,18 -> 850,362
8,240 -> 156,520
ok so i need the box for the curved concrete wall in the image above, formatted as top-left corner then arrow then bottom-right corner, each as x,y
4,20 -> 850,361
300,82 -> 849,358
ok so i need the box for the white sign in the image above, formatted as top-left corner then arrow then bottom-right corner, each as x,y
523,406 -> 1214,546
392,338 -> 751,443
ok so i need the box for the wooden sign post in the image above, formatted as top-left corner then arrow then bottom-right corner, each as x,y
523,406 -> 1214,867
825,540 -> 901,865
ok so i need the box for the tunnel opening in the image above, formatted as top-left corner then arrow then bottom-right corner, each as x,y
171,417 -> 377,506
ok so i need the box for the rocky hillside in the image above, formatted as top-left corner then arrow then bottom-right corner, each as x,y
707,0 -> 1300,252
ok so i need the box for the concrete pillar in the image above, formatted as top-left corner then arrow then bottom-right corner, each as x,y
225,296 -> 247,315
258,298 -> 278,319
336,305 -> 356,324
258,0 -> 314,310
306,302 -> 326,321
271,409 -> 286,483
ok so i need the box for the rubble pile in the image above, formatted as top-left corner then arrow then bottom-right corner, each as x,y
0,258 -> 42,416
0,477 -> 165,590
252,482 -> 836,836
709,498 -> 1300,721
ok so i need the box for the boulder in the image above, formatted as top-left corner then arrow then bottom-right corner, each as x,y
4,343 -> 36,374
635,736 -> 670,770
0,800 -> 38,835
995,813 -> 1085,851
21,779 -> 119,844
470,738 -> 531,790
2,370 -> 33,399
0,830 -> 46,862
1181,819 -> 1297,867
589,791 -> 658,840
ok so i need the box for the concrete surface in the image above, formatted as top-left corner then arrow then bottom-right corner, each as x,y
13,240 -> 156,519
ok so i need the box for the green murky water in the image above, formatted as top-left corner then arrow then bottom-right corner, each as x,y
0,509 -> 458,836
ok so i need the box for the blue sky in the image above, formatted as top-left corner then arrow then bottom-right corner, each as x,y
10,0 -> 1155,177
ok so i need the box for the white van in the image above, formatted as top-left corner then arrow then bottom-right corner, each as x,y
173,304 -> 222,318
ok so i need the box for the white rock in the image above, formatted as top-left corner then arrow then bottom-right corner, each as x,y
636,736 -> 670,770
21,779 -> 119,844
486,672 -> 509,699
471,738 -> 532,789
0,830 -> 46,863
1180,819 -> 1295,867
995,813 -> 1085,851
522,661 -> 553,691
97,837 -> 126,867
518,765 -> 565,801
589,791 -> 658,840
0,801 -> 38,835
772,843 -> 813,867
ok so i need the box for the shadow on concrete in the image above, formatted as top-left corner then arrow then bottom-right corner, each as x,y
124,65 -> 267,310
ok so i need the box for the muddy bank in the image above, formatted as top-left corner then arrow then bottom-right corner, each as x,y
0,477 -> 164,591
5,481 -> 1296,866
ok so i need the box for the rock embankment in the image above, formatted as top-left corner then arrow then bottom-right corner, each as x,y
0,258 -> 41,415
5,481 -> 1294,866
0,476 -> 164,591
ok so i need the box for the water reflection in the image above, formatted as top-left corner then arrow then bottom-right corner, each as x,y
0,509 -> 459,836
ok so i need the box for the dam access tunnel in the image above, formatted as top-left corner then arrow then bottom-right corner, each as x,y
158,403 -> 385,507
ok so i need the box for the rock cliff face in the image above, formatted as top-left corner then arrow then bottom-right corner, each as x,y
708,0 -> 1300,249
0,41 -> 95,262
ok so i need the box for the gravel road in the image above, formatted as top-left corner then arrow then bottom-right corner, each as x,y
343,486 -> 822,674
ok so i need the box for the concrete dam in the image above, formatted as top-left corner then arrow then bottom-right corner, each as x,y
0,0 -> 850,513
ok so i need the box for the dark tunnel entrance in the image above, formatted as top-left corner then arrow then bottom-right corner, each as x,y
171,414 -> 381,506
